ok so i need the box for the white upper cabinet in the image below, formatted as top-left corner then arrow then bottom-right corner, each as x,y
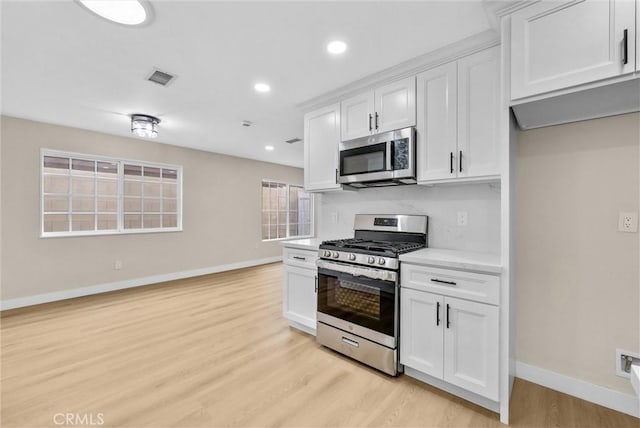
304,103 -> 341,192
510,0 -> 636,100
340,77 -> 416,141
416,62 -> 458,181
416,47 -> 500,183
341,91 -> 374,142
375,77 -> 417,134
457,47 -> 501,178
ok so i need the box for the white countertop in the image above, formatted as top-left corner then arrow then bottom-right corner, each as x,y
399,248 -> 502,274
280,238 -> 323,251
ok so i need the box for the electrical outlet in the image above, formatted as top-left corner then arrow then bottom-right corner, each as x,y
114,260 -> 123,270
616,349 -> 640,378
331,212 -> 339,224
457,211 -> 468,227
618,212 -> 638,232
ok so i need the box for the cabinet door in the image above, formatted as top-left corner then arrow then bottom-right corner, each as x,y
304,103 -> 341,191
443,296 -> 499,401
283,265 -> 317,330
400,288 -> 444,379
511,0 -> 636,100
457,46 -> 501,179
375,76 -> 416,134
416,63 -> 458,182
341,91 -> 374,141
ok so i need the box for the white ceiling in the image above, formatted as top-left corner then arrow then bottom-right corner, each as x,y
1,1 -> 492,168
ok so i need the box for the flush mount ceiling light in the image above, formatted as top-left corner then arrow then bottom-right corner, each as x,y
254,83 -> 271,93
327,40 -> 347,55
131,114 -> 160,138
77,0 -> 152,26
264,145 -> 275,151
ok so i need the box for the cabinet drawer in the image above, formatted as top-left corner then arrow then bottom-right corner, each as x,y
283,247 -> 318,269
401,264 -> 499,305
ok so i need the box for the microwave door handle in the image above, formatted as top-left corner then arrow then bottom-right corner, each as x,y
386,141 -> 393,171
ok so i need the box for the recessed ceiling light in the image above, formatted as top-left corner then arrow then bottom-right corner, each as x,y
77,0 -> 150,26
265,145 -> 275,151
254,83 -> 271,93
327,40 -> 347,55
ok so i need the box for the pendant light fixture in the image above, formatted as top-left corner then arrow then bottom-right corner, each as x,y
131,114 -> 160,138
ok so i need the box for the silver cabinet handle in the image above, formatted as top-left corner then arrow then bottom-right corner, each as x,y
342,337 -> 359,347
292,256 -> 306,261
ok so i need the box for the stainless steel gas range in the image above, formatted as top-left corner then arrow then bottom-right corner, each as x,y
316,214 -> 428,376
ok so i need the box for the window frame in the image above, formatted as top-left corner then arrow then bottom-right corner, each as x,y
40,149 -> 183,238
261,179 -> 314,242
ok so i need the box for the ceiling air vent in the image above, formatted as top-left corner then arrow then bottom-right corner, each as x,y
147,69 -> 176,86
285,137 -> 301,144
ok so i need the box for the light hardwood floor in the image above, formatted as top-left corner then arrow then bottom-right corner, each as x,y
1,262 -> 637,427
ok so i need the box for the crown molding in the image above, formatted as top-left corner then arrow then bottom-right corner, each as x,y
483,0 -> 536,29
297,29 -> 500,113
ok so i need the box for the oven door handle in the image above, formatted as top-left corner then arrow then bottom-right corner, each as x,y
317,260 -> 398,284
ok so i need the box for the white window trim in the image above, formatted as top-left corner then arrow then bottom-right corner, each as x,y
40,149 -> 184,238
261,179 -> 314,242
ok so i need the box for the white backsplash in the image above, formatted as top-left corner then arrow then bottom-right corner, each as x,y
316,183 -> 501,254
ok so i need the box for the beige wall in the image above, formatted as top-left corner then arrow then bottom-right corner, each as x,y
516,112 -> 640,394
1,116 -> 303,301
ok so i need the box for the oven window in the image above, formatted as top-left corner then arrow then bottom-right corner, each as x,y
341,142 -> 386,176
330,280 -> 380,320
317,269 -> 395,337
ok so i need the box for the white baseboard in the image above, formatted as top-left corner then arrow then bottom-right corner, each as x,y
0,256 -> 282,311
516,361 -> 640,418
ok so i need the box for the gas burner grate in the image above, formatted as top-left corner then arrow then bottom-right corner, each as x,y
321,238 -> 425,256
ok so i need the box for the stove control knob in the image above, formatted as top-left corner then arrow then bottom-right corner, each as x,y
323,250 -> 331,257
349,253 -> 356,261
367,256 -> 375,264
332,251 -> 339,258
378,258 -> 386,265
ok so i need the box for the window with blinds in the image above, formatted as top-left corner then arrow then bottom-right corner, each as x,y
41,150 -> 182,237
261,181 -> 313,241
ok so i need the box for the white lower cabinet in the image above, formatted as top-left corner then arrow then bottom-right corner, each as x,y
400,288 -> 444,377
400,284 -> 499,401
282,249 -> 318,334
443,296 -> 499,400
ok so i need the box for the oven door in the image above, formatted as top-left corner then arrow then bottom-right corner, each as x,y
317,261 -> 397,347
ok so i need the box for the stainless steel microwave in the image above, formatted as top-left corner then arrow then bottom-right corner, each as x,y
338,127 -> 416,187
